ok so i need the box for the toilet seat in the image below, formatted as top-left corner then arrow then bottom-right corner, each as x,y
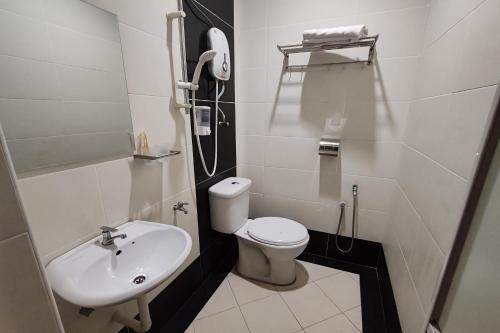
247,217 -> 308,246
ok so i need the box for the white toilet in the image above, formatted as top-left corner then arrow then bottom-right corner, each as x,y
209,177 -> 309,285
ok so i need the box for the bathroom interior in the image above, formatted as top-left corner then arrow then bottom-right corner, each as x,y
1,0 -> 499,332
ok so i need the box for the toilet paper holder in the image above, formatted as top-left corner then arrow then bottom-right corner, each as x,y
318,138 -> 340,157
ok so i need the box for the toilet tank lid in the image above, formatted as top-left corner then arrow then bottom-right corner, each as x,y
209,177 -> 252,198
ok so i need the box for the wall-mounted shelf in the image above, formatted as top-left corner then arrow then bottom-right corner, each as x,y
133,150 -> 181,160
277,35 -> 378,71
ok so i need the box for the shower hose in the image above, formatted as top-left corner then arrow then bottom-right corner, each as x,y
191,80 -> 224,177
335,185 -> 358,253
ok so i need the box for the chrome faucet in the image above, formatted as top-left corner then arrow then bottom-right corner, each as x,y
100,226 -> 127,246
173,201 -> 189,214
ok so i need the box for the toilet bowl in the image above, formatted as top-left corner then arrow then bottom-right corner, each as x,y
209,177 -> 309,285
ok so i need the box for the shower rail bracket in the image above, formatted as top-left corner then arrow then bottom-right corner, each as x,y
277,35 -> 378,71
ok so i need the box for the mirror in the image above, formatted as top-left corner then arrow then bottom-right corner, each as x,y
0,0 -> 133,176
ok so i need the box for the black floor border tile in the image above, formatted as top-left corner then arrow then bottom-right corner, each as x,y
299,249 -> 402,333
377,248 -> 403,333
156,248 -> 237,333
123,235 -> 400,333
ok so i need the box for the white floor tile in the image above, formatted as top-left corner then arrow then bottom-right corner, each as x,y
315,273 -> 361,311
228,273 -> 276,305
240,294 -> 301,333
193,307 -> 249,333
298,261 -> 343,281
346,272 -> 360,283
184,323 -> 194,333
196,279 -> 238,319
304,314 -> 360,333
280,282 -> 341,327
345,306 -> 363,332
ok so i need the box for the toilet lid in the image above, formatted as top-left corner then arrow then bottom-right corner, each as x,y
247,217 -> 308,246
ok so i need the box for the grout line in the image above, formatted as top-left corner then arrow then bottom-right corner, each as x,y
276,291 -> 303,328
402,143 -> 468,183
225,276 -> 252,333
193,304 -> 239,322
423,0 -> 488,50
394,182 -> 445,258
190,98 -> 236,104
343,309 -> 362,333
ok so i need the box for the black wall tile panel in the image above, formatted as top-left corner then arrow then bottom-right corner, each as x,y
190,101 -> 236,184
183,0 -> 235,103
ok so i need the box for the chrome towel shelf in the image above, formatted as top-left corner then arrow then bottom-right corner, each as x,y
277,35 -> 378,71
134,150 -> 181,160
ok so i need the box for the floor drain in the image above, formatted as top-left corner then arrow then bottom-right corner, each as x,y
132,275 -> 147,285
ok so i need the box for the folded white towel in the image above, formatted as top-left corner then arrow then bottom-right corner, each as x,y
302,37 -> 355,45
303,25 -> 368,42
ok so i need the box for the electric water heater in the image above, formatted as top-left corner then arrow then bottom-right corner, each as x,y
207,27 -> 231,81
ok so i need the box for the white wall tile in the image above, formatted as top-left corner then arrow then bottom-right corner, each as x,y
453,0 -> 500,92
235,29 -> 267,69
423,0 -> 484,46
0,10 -> 50,60
95,157 -> 163,223
398,145 -> 468,254
251,194 -> 338,234
116,0 -> 177,38
341,140 -> 401,179
119,23 -> 172,96
237,164 -> 264,194
261,167 -> 316,202
129,94 -> 186,148
414,23 -> 465,99
266,101 -> 329,139
339,207 -> 390,244
0,99 -> 64,139
238,67 -> 268,102
359,7 -> 427,58
358,0 -> 429,14
267,0 -> 358,28
236,102 -> 270,136
234,0 -> 267,30
353,57 -> 419,102
392,186 -> 445,312
0,0 -> 44,18
236,135 -> 265,165
384,230 -> 427,333
0,142 -> 28,241
405,86 -> 496,179
264,136 -> 319,171
49,24 -> 123,72
82,0 -> 118,14
44,0 -> 120,42
57,65 -> 128,103
162,152 -> 190,199
18,166 -> 107,257
0,233 -> 61,332
0,56 -> 59,99
341,174 -> 396,212
342,100 -> 409,142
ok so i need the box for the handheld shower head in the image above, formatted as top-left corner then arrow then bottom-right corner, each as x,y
191,50 -> 217,87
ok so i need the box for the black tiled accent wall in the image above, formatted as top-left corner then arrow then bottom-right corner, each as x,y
119,2 -> 237,332
183,0 -> 237,255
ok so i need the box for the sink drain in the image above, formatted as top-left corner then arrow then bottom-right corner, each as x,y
132,274 -> 147,285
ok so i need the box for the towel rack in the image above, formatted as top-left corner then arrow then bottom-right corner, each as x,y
277,35 -> 378,71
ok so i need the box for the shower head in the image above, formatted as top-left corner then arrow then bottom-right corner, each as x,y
191,50 -> 217,87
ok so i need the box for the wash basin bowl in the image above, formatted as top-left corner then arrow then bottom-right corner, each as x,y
46,220 -> 192,308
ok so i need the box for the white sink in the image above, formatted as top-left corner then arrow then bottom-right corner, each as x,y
46,220 -> 192,308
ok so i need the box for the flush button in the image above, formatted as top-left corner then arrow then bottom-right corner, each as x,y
231,181 -> 239,185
